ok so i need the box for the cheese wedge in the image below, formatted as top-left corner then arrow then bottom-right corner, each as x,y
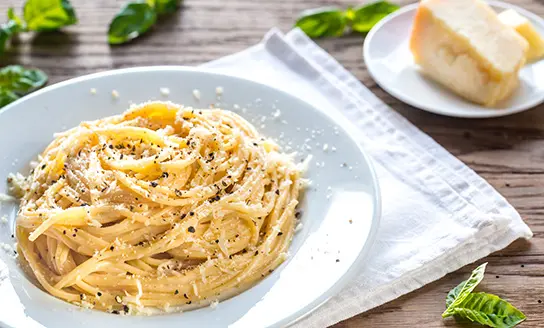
410,0 -> 529,106
498,9 -> 544,62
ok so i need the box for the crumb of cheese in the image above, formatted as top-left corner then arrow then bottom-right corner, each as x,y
160,88 -> 170,96
192,89 -> 201,101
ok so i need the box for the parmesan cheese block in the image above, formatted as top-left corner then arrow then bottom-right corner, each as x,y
410,0 -> 529,106
498,9 -> 544,62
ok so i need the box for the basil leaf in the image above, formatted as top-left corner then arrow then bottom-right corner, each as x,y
452,292 -> 526,328
0,65 -> 48,94
350,1 -> 399,33
443,262 -> 487,317
154,0 -> 182,14
295,7 -> 346,38
23,0 -> 77,31
7,8 -> 25,30
446,280 -> 466,308
0,88 -> 20,108
108,2 -> 157,45
0,20 -> 22,54
0,65 -> 48,108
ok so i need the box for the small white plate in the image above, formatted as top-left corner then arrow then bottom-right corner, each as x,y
364,1 -> 544,118
0,67 -> 380,328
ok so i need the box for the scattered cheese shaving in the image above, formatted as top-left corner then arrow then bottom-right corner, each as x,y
192,89 -> 201,100
160,88 -> 170,96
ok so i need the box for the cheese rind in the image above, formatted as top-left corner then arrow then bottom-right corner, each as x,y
498,9 -> 544,62
410,0 -> 528,106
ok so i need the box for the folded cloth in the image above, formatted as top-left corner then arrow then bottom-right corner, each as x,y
203,28 -> 533,327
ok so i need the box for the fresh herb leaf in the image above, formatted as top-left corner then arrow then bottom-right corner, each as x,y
108,1 -> 157,45
0,65 -> 48,108
154,0 -> 182,14
0,65 -> 48,93
0,88 -> 20,108
0,7 -> 26,55
451,292 -> 526,328
443,263 -> 526,328
7,8 -> 25,30
23,0 -> 77,31
295,1 -> 399,38
0,20 -> 22,55
295,7 -> 346,38
443,262 -> 487,317
446,280 -> 466,308
350,1 -> 399,33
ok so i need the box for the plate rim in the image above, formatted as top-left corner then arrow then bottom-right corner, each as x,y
0,66 -> 382,328
363,0 -> 544,119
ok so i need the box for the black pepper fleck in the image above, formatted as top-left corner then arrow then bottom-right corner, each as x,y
110,246 -> 114,251
175,290 -> 179,295
189,211 -> 194,216
150,181 -> 158,187
188,226 -> 196,233
97,292 -> 102,296
278,232 -> 283,236
336,259 -> 340,263
184,293 -> 189,299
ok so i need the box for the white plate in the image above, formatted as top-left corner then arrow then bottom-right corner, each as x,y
0,67 -> 380,328
364,1 -> 544,118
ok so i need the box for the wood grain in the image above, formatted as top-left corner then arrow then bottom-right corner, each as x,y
1,0 -> 544,326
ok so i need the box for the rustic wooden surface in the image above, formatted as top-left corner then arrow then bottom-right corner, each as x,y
1,0 -> 544,326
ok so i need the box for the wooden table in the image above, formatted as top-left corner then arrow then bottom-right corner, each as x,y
1,0 -> 543,326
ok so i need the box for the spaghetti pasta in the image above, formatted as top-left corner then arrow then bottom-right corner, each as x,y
13,101 -> 304,314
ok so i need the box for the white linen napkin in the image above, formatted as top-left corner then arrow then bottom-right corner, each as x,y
203,28 -> 533,327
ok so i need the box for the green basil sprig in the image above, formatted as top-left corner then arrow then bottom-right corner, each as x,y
108,0 -> 182,45
443,263 -> 526,328
295,1 -> 399,38
23,0 -> 77,31
0,0 -> 77,55
0,65 -> 48,108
